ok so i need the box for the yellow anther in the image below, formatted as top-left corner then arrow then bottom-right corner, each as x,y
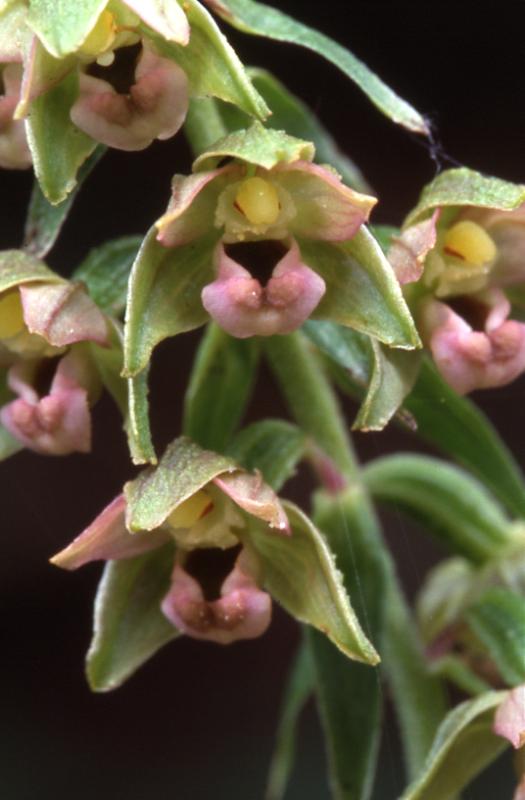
235,177 -> 280,226
167,490 -> 213,529
79,10 -> 117,58
0,290 -> 25,339
443,220 -> 497,266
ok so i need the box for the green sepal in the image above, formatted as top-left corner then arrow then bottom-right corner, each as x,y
0,248 -> 61,292
26,68 -> 97,204
149,0 -> 269,121
204,0 -> 428,134
125,435 -> 235,531
405,167 -> 525,227
124,228 -> 217,376
23,147 -> 105,259
466,588 -> 525,685
401,692 -> 507,800
213,68 -> 372,194
243,501 -> 380,665
73,235 -> 141,316
183,323 -> 260,452
126,369 -> 156,465
227,419 -> 305,492
405,358 -> 525,519
264,639 -> 315,800
362,454 -> 514,564
193,120 -> 314,172
86,542 -> 178,692
302,227 -> 421,349
27,0 -> 107,58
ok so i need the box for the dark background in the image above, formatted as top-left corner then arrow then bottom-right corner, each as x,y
2,2 -> 524,798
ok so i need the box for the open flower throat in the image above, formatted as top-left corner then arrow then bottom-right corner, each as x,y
424,220 -> 498,298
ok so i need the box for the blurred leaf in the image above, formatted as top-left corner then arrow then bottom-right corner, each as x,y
406,359 -> 525,518
430,655 -> 492,697
86,542 -> 178,691
265,639 -> 315,800
124,228 -> 217,377
228,419 -> 305,491
245,501 -> 380,666
305,228 -> 421,349
73,235 -> 141,316
363,454 -> 513,563
204,0 -> 428,134
183,323 -> 260,452
26,69 -> 97,204
466,588 -> 525,685
405,167 -> 525,226
23,147 -> 105,259
401,692 -> 507,800
150,0 -> 269,120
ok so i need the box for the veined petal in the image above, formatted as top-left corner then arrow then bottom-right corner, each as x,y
272,160 -> 376,242
51,494 -> 170,569
161,548 -> 271,644
70,46 -> 188,151
388,211 -> 439,284
201,239 -> 325,337
20,281 -> 109,347
155,166 -> 237,247
214,470 -> 290,533
123,0 -> 190,45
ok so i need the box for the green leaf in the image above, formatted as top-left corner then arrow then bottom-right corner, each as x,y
363,454 -> 514,563
227,419 -> 305,492
244,501 -> 380,665
302,227 -> 421,349
466,588 -> 525,685
125,435 -> 235,531
405,358 -> 525,518
401,692 -> 507,800
126,369 -> 157,465
86,543 -> 178,692
265,639 -> 315,800
27,0 -> 107,57
26,68 -> 97,204
193,120 -> 314,172
183,323 -> 260,452
405,167 -> 525,227
73,235 -> 141,316
430,655 -> 492,697
204,0 -> 428,134
0,248 -> 60,293
124,228 -> 217,377
149,0 -> 269,120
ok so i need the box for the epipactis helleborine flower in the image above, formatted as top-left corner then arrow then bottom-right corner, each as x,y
155,129 -> 377,337
52,458 -> 289,644
0,255 -> 110,455
389,191 -> 525,393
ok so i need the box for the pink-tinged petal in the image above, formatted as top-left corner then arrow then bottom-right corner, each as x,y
161,548 -> 272,644
122,0 -> 190,45
272,160 -> 376,242
155,166 -> 238,247
0,64 -> 31,169
214,470 -> 290,533
70,47 -> 188,151
494,685 -> 525,749
421,291 -> 525,394
201,239 -> 325,337
388,211 -> 439,284
0,356 -> 92,455
19,281 -> 109,347
51,494 -> 170,569
16,37 -> 74,119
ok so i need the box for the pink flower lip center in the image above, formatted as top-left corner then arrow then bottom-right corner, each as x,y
184,545 -> 242,603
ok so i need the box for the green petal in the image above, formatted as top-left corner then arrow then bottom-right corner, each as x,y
27,0 -> 107,57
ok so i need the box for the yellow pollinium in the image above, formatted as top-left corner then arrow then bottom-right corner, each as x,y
443,220 -> 497,266
167,490 -> 213,529
235,177 -> 280,226
79,10 -> 117,58
0,290 -> 25,339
